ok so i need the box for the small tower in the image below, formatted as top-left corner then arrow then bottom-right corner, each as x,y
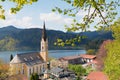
40,22 -> 48,62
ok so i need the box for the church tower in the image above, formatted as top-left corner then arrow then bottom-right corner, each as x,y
40,22 -> 48,62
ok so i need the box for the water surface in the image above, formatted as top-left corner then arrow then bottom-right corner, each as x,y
0,50 -> 86,63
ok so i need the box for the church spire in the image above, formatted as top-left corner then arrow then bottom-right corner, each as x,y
42,21 -> 47,41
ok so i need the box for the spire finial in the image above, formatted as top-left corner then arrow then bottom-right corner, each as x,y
42,21 -> 47,41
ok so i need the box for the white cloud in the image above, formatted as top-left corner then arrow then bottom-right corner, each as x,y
40,12 -> 73,24
0,11 -> 39,28
40,12 -> 61,21
77,8 -> 106,19
39,12 -> 74,31
77,8 -> 96,17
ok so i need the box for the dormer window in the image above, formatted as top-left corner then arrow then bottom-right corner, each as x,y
30,56 -> 33,60
24,58 -> 27,61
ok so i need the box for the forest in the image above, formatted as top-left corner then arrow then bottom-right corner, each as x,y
0,25 -> 113,51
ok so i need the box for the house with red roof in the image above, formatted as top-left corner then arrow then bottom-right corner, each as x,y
80,54 -> 96,63
55,54 -> 97,68
87,71 -> 108,80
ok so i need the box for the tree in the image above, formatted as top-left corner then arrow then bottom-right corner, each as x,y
68,64 -> 86,79
103,18 -> 120,80
0,60 -> 9,80
53,0 -> 119,46
96,40 -> 112,71
53,0 -> 120,31
0,37 -> 18,51
0,0 -> 38,19
86,49 -> 96,55
30,73 -> 39,80
10,54 -> 13,61
0,0 -> 120,29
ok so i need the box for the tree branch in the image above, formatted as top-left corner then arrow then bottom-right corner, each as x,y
88,5 -> 91,19
97,8 -> 109,27
85,8 -> 96,25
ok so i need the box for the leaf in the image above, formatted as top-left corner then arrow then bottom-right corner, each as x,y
52,9 -> 56,12
0,15 -> 5,19
66,0 -> 71,4
99,0 -> 105,4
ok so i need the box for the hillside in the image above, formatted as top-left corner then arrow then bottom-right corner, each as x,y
0,26 -> 113,51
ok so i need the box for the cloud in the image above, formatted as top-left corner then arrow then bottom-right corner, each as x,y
0,11 -> 39,28
77,8 -> 106,19
39,12 -> 74,31
40,12 -> 61,21
40,12 -> 73,24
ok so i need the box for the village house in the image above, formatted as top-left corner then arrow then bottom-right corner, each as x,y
10,22 -> 49,79
87,71 -> 108,80
54,54 -> 96,68
80,54 -> 96,63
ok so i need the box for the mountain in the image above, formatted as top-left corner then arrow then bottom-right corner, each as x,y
0,26 -> 113,51
0,25 -> 21,39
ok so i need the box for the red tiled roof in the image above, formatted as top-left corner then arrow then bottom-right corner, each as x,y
80,54 -> 96,59
59,55 -> 81,61
59,54 -> 96,61
87,71 -> 108,80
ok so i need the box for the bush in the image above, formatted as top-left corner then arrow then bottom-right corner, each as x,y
30,73 -> 39,80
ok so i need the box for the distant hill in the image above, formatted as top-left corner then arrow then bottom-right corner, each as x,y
0,26 -> 113,51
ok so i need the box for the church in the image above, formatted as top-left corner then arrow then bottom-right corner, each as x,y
10,22 -> 49,79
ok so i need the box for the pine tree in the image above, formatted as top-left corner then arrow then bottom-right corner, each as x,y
10,54 -> 13,61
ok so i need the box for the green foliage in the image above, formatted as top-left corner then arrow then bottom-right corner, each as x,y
0,26 -> 113,50
86,49 -> 96,55
0,0 -> 38,19
86,66 -> 94,75
10,54 -> 13,61
54,35 -> 86,47
30,73 -> 39,80
68,64 -> 86,78
85,38 -> 105,50
53,0 -> 120,32
53,0 -> 119,47
0,60 -> 9,80
104,18 -> 120,80
104,41 -> 120,80
111,18 -> 120,41
0,37 -> 18,51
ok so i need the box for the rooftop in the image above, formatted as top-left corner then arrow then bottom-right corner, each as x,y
59,55 -> 81,61
10,52 -> 44,66
80,54 -> 96,59
59,54 -> 96,61
87,71 -> 108,80
50,67 -> 64,74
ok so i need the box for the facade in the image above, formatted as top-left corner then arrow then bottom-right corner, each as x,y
59,54 -> 96,64
80,54 -> 96,63
57,54 -> 96,68
50,59 -> 68,68
59,55 -> 83,64
10,22 -> 48,79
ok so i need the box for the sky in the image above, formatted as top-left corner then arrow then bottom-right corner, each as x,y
0,0 -> 120,32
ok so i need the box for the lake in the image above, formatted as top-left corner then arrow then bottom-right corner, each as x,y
0,50 -> 86,63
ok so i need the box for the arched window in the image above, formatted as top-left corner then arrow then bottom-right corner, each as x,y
29,68 -> 31,75
33,67 -> 34,73
36,66 -> 38,73
22,69 -> 24,74
40,66 -> 41,72
43,65 -> 45,72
